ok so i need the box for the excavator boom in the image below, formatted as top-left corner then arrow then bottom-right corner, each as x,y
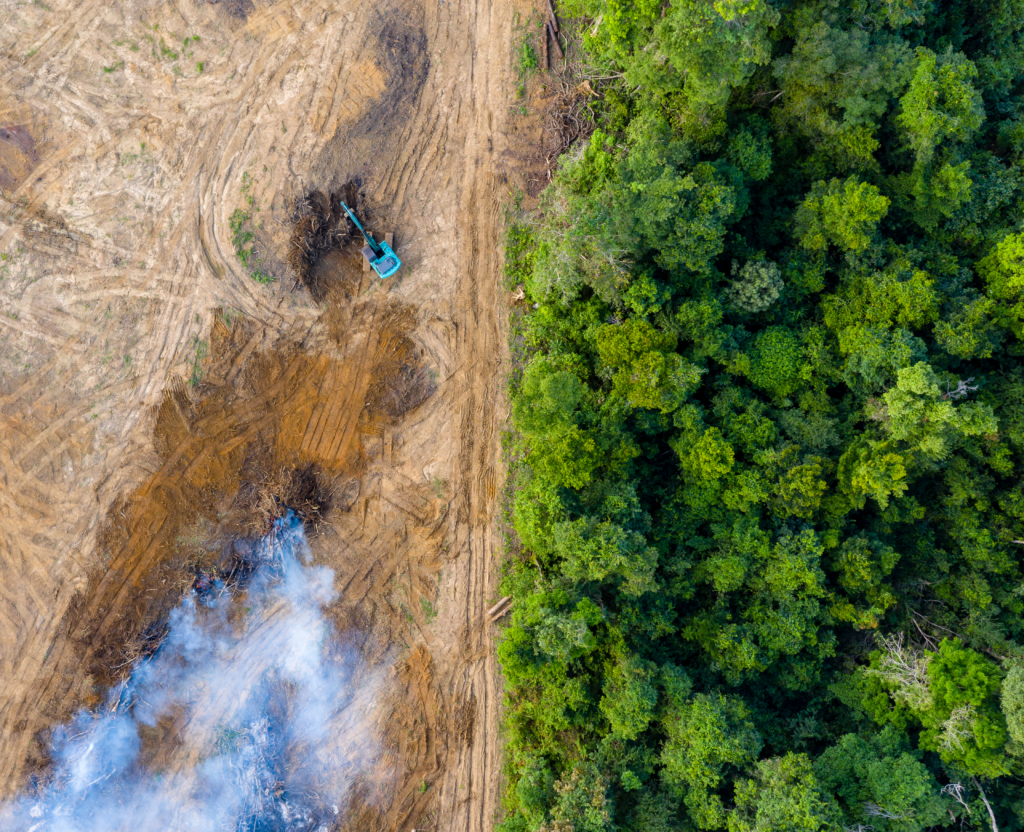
340,201 -> 401,279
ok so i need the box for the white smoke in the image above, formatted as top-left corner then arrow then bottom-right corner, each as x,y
2,512 -> 378,832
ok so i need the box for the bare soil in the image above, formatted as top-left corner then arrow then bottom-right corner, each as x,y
0,0 -> 553,829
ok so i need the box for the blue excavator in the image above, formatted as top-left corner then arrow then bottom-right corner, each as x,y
341,202 -> 401,279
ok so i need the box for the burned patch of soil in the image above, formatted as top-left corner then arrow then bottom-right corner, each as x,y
206,0 -> 254,20
36,292 -> 436,748
371,363 -> 436,418
0,125 -> 38,192
369,11 -> 431,130
315,5 -> 429,190
40,322 -> 336,714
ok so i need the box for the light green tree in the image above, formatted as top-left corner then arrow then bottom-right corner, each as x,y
660,693 -> 762,829
774,459 -> 828,520
837,438 -> 909,509
540,763 -> 615,832
813,727 -> 948,832
896,161 -> 974,231
934,295 -> 1004,359
617,132 -> 740,273
1000,662 -> 1024,751
977,231 -> 1024,339
513,357 -> 589,437
746,327 -> 803,399
918,639 -> 1008,777
897,48 -> 985,165
600,654 -> 659,740
796,176 -> 890,252
881,362 -> 998,461
553,516 -> 659,597
620,0 -> 780,126
827,533 -> 900,629
772,21 -> 912,167
672,426 -> 735,482
597,319 -> 703,413
728,753 -> 837,832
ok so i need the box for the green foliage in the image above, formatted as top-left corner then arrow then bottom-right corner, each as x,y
837,438 -> 908,509
978,231 -> 1024,338
158,37 -> 179,61
600,655 -> 659,740
917,639 -> 1007,777
814,727 -> 948,832
828,534 -> 899,627
898,160 -> 975,231
772,22 -> 913,145
505,222 -> 537,288
897,48 -> 985,165
500,1 -> 1024,828
728,753 -> 836,832
515,20 -> 539,100
514,755 -> 555,824
725,125 -> 773,182
660,693 -> 761,829
554,512 -> 659,597
795,176 -> 890,252
625,0 -> 780,125
189,336 -> 208,388
745,327 -> 802,399
229,174 -> 274,284
545,763 -> 615,832
519,38 -> 538,74
1001,663 -> 1024,748
854,639 -> 1008,777
597,319 -> 703,412
823,249 -> 940,332
616,125 -> 739,273
881,362 -> 997,461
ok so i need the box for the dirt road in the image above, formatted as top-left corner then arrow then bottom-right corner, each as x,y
0,0 -> 532,828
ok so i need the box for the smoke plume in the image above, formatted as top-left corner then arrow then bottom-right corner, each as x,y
3,512 -> 377,832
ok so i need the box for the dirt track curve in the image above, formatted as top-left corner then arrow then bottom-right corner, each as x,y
0,0 -> 536,828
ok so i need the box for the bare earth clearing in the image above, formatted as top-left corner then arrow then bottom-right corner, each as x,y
0,0 -> 547,828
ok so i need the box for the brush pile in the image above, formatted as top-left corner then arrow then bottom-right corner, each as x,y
288,181 -> 362,300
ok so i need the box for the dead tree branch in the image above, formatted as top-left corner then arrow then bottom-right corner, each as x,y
973,778 -> 999,832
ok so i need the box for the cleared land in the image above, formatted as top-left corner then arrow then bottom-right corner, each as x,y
0,0 -> 542,828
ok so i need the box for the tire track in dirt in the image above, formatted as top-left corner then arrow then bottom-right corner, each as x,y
349,0 -> 516,827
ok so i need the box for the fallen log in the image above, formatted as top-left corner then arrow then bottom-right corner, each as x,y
486,595 -> 513,620
547,21 -> 564,61
547,0 -> 559,33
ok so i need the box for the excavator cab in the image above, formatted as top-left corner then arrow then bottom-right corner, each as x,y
362,242 -> 400,279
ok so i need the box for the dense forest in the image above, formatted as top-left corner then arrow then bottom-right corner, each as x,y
498,0 -> 1024,829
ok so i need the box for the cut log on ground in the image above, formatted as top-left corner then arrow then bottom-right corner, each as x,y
547,21 -> 563,61
486,596 -> 513,621
547,0 -> 559,33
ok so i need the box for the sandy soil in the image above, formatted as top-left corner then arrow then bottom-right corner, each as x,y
0,0 -> 547,828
